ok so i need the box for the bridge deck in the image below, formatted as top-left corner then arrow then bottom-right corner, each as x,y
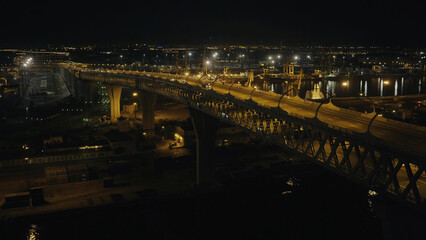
58,64 -> 426,207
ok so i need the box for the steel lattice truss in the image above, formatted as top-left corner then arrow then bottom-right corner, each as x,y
76,70 -> 426,207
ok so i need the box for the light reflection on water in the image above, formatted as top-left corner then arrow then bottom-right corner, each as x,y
270,75 -> 426,97
281,177 -> 301,196
27,224 -> 40,240
367,190 -> 379,214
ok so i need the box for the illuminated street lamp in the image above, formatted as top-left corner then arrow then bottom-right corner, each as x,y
132,92 -> 138,97
204,60 -> 211,73
21,59 -> 32,89
250,85 -> 259,100
342,80 -> 349,96
381,80 -> 391,96
188,52 -> 192,68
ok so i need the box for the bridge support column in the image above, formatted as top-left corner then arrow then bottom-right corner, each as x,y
140,90 -> 157,138
190,109 -> 219,187
107,85 -> 122,121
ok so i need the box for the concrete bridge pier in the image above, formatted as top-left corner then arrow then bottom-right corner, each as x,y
139,90 -> 157,138
190,109 -> 219,187
107,85 -> 122,121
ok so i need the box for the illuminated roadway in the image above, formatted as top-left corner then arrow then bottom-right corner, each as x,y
71,67 -> 426,158
46,63 -> 426,206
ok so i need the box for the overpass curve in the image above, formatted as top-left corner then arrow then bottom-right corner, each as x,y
77,68 -> 426,158
57,64 -> 426,206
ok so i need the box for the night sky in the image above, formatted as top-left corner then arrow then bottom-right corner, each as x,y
1,0 -> 424,47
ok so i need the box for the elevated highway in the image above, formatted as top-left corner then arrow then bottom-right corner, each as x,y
57,63 -> 426,207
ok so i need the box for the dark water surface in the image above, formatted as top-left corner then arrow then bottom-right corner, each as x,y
0,166 -> 395,240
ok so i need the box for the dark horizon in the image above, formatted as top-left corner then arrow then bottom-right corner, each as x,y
1,1 -> 425,48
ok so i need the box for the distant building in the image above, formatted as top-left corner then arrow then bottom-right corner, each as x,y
45,166 -> 68,185
104,129 -> 134,153
43,136 -> 63,145
45,164 -> 89,185
174,125 -> 194,147
122,104 -> 137,119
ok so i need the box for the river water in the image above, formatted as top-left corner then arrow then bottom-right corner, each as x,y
270,74 -> 426,98
0,165 -> 390,240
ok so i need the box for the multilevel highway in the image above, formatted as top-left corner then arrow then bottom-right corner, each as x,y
58,63 -> 426,206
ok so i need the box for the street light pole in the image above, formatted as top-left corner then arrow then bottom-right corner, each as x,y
249,85 -> 258,100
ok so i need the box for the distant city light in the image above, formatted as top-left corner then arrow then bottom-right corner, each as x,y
294,56 -> 299,60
